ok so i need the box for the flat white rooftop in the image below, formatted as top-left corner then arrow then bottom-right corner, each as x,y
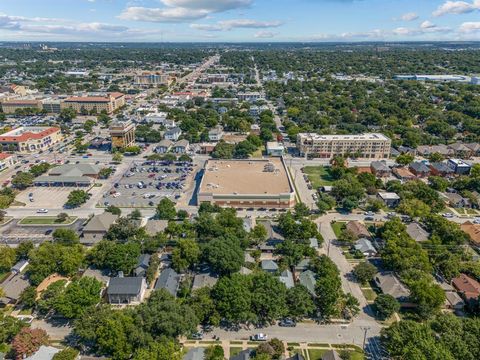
298,133 -> 390,141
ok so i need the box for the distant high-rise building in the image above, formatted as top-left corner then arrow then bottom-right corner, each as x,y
110,120 -> 136,150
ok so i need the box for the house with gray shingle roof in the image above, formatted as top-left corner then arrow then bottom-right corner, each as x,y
107,276 -> 146,304
261,260 -> 279,273
299,270 -> 316,296
278,270 -> 294,289
374,272 -> 410,304
134,254 -> 151,277
81,212 -> 119,245
406,222 -> 430,242
155,268 -> 181,297
354,238 -> 377,257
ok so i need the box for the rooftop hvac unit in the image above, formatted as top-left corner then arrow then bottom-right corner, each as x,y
264,162 -> 276,172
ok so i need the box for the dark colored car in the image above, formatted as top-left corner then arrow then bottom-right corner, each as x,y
278,319 -> 296,327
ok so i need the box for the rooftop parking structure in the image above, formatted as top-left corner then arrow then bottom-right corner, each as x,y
101,160 -> 195,208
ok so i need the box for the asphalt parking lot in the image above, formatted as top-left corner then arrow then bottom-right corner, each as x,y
101,160 -> 197,208
16,188 -> 73,209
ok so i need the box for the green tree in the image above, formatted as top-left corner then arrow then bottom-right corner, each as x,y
0,313 -> 28,345
204,237 -> 244,275
105,205 -> 122,215
52,228 -> 79,245
374,294 -> 400,320
11,172 -> 34,190
250,272 -> 287,324
156,198 -> 177,220
56,212 -> 69,223
53,277 -> 102,319
204,345 -> 224,360
286,285 -> 315,320
188,287 -> 220,326
395,153 -> 414,166
52,348 -> 79,360
172,239 -> 200,272
65,190 -> 90,208
132,340 -> 183,360
112,152 -> 123,163
408,279 -> 445,319
89,240 -> 140,274
19,286 -> 37,309
212,274 -> 253,325
353,262 -> 377,285
398,198 -> 431,218
0,245 -> 16,272
249,224 -> 267,246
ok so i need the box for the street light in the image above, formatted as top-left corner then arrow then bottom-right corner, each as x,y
360,326 -> 371,351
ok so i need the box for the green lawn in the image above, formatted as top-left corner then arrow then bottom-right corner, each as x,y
303,166 -> 335,188
331,221 -> 346,237
250,147 -> 265,158
308,349 -> 327,359
361,288 -> 378,302
230,347 -> 245,356
19,216 -> 77,225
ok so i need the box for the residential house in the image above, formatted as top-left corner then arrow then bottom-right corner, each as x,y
81,212 -> 118,245
164,127 -> 182,141
239,267 -> 253,275
261,260 -> 279,273
309,237 -> 319,250
447,159 -> 471,175
11,260 -> 29,275
107,276 -> 147,304
172,139 -> 189,154
208,125 -> 224,142
397,146 -> 416,156
406,222 -> 430,242
192,271 -> 218,291
346,221 -> 371,239
0,274 -> 30,305
465,143 -> 480,156
448,143 -> 472,158
82,268 -> 110,286
393,167 -> 416,181
445,291 -> 465,311
429,162 -> 454,177
134,254 -> 151,277
444,192 -> 470,208
299,270 -> 316,296
370,161 -> 391,177
266,141 -> 285,157
278,270 -> 294,289
452,274 -> 480,308
155,139 -> 173,154
144,219 -> 169,236
409,161 -> 430,177
230,349 -> 253,360
416,145 -> 452,157
354,238 -> 377,257
295,259 -> 311,273
155,268 -> 181,297
461,221 -> 480,249
25,346 -> 60,360
377,192 -> 401,208
374,272 -> 411,306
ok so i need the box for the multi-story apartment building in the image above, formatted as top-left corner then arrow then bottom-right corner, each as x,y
110,120 -> 136,150
0,127 -> 62,153
61,92 -> 125,114
296,133 -> 391,159
134,73 -> 170,86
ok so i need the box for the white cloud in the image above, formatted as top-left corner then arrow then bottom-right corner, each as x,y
433,0 -> 480,17
254,31 -> 277,38
459,21 -> 480,32
119,0 -> 252,23
118,6 -> 209,22
401,12 -> 419,21
191,19 -> 283,31
420,20 -> 436,29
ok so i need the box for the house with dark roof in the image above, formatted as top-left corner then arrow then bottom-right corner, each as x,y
134,254 -> 151,277
0,274 -> 30,305
409,161 -> 430,177
429,162 -> 454,177
107,276 -> 146,304
374,272 -> 411,306
81,212 -> 119,245
444,192 -> 470,208
376,192 -> 400,208
448,143 -> 472,158
155,268 -> 181,297
192,271 -> 218,291
370,161 -> 391,177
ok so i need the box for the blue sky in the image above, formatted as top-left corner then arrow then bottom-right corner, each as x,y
0,0 -> 479,42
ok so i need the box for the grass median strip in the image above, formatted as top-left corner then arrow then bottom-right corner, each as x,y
19,216 -> 77,225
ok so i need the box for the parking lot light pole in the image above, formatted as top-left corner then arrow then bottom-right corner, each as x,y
361,326 -> 371,351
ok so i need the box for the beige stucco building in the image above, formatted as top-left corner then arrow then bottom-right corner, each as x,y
110,120 -> 136,150
0,127 -> 62,153
61,92 -> 125,114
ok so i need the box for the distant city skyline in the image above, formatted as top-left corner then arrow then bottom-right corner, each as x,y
0,0 -> 479,42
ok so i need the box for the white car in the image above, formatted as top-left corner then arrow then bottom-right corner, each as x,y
250,333 -> 268,341
37,209 -> 48,213
442,213 -> 454,218
473,217 -> 480,224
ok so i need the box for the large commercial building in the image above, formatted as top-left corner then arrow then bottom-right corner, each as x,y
296,133 -> 391,159
1,99 -> 41,114
61,92 -> 125,114
198,158 -> 296,209
110,120 -> 136,150
134,72 -> 170,86
0,127 -> 62,153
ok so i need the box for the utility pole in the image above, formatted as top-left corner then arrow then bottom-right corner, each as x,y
361,326 -> 371,351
